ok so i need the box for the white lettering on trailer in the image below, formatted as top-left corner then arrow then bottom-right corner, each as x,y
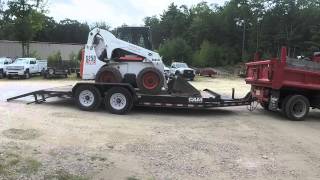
188,97 -> 203,103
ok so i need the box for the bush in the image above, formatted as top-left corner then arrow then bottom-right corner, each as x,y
193,41 -> 238,67
47,51 -> 62,67
29,50 -> 41,59
69,51 -> 80,68
158,38 -> 193,65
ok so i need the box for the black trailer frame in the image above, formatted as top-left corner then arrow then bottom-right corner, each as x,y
7,82 -> 253,112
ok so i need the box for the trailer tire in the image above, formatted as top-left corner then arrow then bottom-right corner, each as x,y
284,95 -> 310,121
104,87 -> 133,115
95,66 -> 122,83
75,85 -> 101,111
48,68 -> 55,75
137,67 -> 163,94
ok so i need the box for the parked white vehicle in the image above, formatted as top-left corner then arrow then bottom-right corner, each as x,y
170,62 -> 195,81
164,66 -> 170,80
6,58 -> 47,79
0,57 -> 13,78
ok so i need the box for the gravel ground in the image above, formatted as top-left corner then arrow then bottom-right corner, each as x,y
0,77 -> 320,180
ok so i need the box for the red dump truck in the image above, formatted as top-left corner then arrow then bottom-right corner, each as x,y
246,47 -> 320,120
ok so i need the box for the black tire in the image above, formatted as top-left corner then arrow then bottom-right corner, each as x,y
281,95 -> 291,115
43,72 -> 48,79
74,85 -> 101,111
95,66 -> 122,83
284,95 -> 310,121
261,102 -> 270,111
24,70 -> 31,79
0,72 -> 3,79
48,68 -> 55,76
104,87 -> 133,115
137,67 -> 164,94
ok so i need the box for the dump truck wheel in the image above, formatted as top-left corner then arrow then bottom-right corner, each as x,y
75,85 -> 101,111
260,102 -> 270,111
284,95 -> 310,121
281,96 -> 291,115
104,87 -> 133,114
137,67 -> 163,94
95,66 -> 122,83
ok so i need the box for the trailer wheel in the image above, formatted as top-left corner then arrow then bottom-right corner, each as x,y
48,68 -> 55,75
284,95 -> 310,121
75,85 -> 101,111
104,87 -> 133,115
137,67 -> 163,94
95,66 -> 122,83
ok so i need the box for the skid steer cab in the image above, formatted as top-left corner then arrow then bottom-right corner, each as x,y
81,28 -> 166,94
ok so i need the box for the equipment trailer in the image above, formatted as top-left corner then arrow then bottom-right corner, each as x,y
7,77 -> 253,115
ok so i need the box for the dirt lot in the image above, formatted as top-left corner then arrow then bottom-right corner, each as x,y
0,77 -> 320,180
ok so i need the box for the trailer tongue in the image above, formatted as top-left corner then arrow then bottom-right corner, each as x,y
7,77 -> 253,114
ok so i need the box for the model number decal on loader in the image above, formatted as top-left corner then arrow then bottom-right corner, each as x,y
86,55 -> 96,65
188,97 -> 203,103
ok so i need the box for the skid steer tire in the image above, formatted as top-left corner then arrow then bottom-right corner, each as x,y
95,66 -> 122,83
137,67 -> 164,94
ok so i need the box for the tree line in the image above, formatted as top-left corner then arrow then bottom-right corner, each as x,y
145,0 -> 320,66
1,0 -> 320,67
0,0 -> 102,56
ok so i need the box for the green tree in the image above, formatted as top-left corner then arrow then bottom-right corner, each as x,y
158,38 -> 192,65
5,0 -> 47,56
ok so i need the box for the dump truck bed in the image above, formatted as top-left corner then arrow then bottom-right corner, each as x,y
246,59 -> 320,91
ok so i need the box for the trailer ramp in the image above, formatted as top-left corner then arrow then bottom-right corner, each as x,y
7,86 -> 73,104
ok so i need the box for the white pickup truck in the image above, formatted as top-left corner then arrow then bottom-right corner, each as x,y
6,58 -> 47,79
0,57 -> 13,78
170,62 -> 195,81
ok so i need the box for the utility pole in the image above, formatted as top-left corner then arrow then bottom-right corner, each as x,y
242,20 -> 246,61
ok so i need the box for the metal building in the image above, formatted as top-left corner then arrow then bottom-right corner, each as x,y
0,40 -> 84,60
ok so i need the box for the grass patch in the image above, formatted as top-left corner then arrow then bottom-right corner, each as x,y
127,177 -> 140,180
0,152 -> 41,178
90,156 -> 107,162
45,170 -> 88,180
20,158 -> 42,174
2,128 -> 41,140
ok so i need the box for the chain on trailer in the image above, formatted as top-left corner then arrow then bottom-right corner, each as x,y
247,100 -> 259,112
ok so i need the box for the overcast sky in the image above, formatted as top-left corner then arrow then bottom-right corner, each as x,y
48,0 -> 227,28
